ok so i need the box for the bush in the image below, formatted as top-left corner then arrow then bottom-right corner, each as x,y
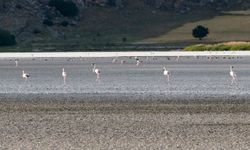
59,1 -> 79,17
192,25 -> 209,40
185,44 -> 207,51
33,29 -> 42,34
48,0 -> 79,17
96,32 -> 101,37
214,44 -> 231,51
0,28 -> 16,46
106,0 -> 116,6
43,19 -> 54,26
230,44 -> 250,50
16,4 -> 22,9
122,37 -> 127,42
48,0 -> 61,7
60,21 -> 69,27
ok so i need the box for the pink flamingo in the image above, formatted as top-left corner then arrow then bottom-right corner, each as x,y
62,68 -> 67,83
163,67 -> 170,82
229,66 -> 237,85
22,70 -> 30,81
136,58 -> 143,66
93,64 -> 101,82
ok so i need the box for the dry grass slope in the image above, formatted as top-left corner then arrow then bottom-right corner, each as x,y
143,11 -> 250,44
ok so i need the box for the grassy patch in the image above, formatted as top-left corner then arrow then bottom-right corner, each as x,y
185,42 -> 250,51
223,10 -> 250,15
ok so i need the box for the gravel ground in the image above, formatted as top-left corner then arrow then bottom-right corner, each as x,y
1,99 -> 250,149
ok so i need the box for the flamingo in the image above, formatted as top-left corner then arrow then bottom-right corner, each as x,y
22,70 -> 30,81
136,58 -> 143,66
92,64 -> 101,82
112,58 -> 118,63
230,66 -> 237,85
163,67 -> 170,82
15,59 -> 18,67
176,56 -> 180,62
120,60 -> 126,64
62,68 -> 67,83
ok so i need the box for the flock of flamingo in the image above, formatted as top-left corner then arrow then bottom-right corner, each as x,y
15,56 -> 237,85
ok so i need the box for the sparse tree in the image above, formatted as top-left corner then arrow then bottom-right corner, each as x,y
192,25 -> 209,40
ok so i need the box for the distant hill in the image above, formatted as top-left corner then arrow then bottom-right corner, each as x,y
0,0 -> 250,51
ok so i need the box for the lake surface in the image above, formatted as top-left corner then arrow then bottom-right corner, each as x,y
0,56 -> 249,100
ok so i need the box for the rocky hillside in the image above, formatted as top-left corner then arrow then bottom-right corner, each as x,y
0,0 -> 249,50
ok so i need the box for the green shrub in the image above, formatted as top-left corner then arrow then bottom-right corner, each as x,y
96,32 -> 101,37
212,44 -> 230,51
43,19 -> 54,26
33,29 -> 42,34
230,44 -> 250,50
0,28 -> 16,46
60,21 -> 69,27
48,0 -> 61,7
59,1 -> 79,17
16,4 -> 22,9
107,0 -> 116,6
122,37 -> 127,42
185,44 -> 206,51
48,0 -> 79,17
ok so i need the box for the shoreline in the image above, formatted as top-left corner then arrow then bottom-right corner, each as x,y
0,93 -> 249,113
0,92 -> 249,102
0,51 -> 250,58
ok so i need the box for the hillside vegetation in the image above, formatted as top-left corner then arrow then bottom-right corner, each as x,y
0,0 -> 250,51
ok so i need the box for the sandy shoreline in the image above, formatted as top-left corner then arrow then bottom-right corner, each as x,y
0,94 -> 250,149
1,93 -> 250,113
1,97 -> 250,113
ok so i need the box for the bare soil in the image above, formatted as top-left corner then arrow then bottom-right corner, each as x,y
1,99 -> 250,149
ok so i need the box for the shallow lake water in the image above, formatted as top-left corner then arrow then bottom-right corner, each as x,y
0,56 -> 249,100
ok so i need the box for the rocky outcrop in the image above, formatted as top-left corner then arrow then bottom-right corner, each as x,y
0,0 -> 82,43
